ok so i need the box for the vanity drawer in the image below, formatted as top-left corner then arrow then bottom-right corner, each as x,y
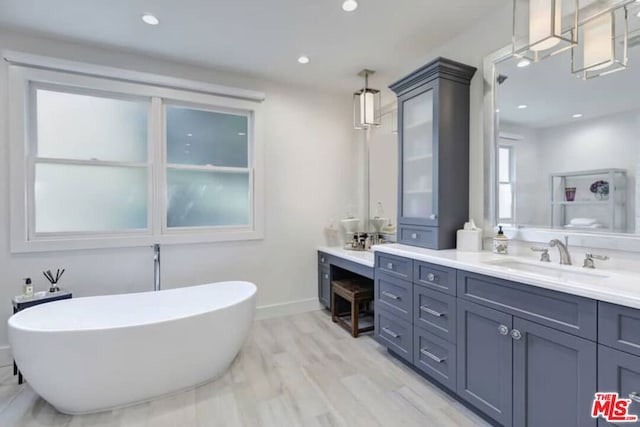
375,272 -> 412,322
599,302 -> 640,357
414,285 -> 456,343
414,261 -> 456,296
398,225 -> 438,249
457,271 -> 597,340
375,308 -> 413,363
413,327 -> 456,392
375,253 -> 413,281
318,252 -> 330,267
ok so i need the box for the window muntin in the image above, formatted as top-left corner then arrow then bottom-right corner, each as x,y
498,144 -> 516,223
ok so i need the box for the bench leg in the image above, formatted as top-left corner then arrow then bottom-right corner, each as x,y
331,291 -> 337,323
351,299 -> 358,338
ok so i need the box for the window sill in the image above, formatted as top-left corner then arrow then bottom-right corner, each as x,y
10,229 -> 264,253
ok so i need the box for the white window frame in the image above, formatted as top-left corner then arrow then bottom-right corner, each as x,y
497,143 -> 516,225
8,62 -> 265,253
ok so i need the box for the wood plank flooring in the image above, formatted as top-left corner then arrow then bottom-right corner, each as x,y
0,310 -> 490,426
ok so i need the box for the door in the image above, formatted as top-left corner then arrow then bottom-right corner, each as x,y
398,83 -> 438,227
457,299 -> 513,426
598,345 -> 640,426
512,318 -> 597,427
318,266 -> 330,309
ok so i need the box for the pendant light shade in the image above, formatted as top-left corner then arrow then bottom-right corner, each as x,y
354,70 -> 381,129
572,7 -> 628,80
513,0 -> 578,62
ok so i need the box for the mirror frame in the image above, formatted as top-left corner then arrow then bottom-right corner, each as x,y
483,45 -> 640,252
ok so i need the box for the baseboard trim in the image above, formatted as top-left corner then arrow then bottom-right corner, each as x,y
0,346 -> 12,367
255,298 -> 322,320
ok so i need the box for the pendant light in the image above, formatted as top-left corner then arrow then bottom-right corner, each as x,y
353,69 -> 381,130
512,0 -> 579,62
572,6 -> 629,80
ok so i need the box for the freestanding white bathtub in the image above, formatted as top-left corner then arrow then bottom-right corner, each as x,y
8,281 -> 256,415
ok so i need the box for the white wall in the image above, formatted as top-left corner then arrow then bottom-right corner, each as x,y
0,31 -> 360,363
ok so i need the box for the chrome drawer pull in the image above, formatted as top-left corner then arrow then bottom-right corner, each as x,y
426,273 -> 436,282
386,262 -> 394,269
382,291 -> 400,300
382,327 -> 400,338
420,348 -> 446,363
630,392 -> 640,403
420,305 -> 445,317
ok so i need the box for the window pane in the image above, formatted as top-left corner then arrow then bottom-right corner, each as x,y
35,163 -> 147,233
167,106 -> 248,167
498,147 -> 511,182
36,89 -> 148,162
167,169 -> 249,227
499,183 -> 513,220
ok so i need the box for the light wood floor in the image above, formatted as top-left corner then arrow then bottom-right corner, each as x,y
0,310 -> 490,427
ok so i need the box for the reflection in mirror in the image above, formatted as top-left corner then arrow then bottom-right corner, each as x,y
369,106 -> 398,234
495,36 -> 640,234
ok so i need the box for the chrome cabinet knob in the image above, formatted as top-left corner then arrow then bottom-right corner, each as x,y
498,325 -> 509,336
411,233 -> 418,239
324,274 -> 329,279
429,214 -> 437,220
427,273 -> 436,282
321,257 -> 325,263
511,329 -> 522,340
387,262 -> 393,269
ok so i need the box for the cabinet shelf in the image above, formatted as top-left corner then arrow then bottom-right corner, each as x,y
404,154 -> 433,163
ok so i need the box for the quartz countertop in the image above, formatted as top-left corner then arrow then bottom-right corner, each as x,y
373,243 -> 640,310
317,246 -> 374,268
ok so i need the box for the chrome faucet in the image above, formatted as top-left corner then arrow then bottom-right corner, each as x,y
549,238 -> 572,265
153,243 -> 161,291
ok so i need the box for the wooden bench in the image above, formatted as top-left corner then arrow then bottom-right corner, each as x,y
331,279 -> 374,337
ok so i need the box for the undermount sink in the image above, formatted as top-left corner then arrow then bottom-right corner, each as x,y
484,258 -> 609,283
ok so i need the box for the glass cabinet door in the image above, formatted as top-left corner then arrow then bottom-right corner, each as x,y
401,89 -> 435,223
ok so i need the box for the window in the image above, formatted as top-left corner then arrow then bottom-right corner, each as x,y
497,144 -> 516,224
9,63 -> 264,252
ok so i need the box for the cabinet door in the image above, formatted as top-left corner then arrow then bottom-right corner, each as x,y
318,266 -> 330,309
398,84 -> 438,227
598,345 -> 640,426
512,318 -> 597,427
457,299 -> 513,426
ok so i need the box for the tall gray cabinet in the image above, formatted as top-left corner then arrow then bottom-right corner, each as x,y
389,57 -> 476,249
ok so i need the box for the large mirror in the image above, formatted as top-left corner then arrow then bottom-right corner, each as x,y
369,107 -> 398,231
491,20 -> 640,237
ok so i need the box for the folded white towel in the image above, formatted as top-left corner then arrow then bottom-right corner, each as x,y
565,223 -> 604,229
569,218 -> 599,226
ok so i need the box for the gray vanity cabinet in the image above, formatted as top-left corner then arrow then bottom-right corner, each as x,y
512,318 -> 597,427
318,266 -> 330,309
598,345 -> 640,426
389,57 -> 476,250
457,299 -> 513,426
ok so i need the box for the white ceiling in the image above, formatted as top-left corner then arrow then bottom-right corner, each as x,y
498,3 -> 640,129
0,0 -> 506,93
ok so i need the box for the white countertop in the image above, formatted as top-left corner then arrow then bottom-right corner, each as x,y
317,246 -> 374,268
373,243 -> 640,310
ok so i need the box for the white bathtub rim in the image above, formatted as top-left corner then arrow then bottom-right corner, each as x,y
8,281 -> 257,333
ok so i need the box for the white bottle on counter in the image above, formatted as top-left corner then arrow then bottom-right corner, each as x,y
493,226 -> 509,255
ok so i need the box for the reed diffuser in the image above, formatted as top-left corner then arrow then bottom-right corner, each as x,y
43,268 -> 65,293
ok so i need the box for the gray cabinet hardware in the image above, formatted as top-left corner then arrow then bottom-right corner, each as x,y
583,253 -> 609,269
411,233 -> 418,239
630,392 -> 640,403
320,257 -> 325,263
511,329 -> 522,340
420,348 -> 446,363
427,273 -> 436,282
429,214 -> 437,220
382,291 -> 400,300
420,305 -> 445,317
382,327 -> 400,338
387,262 -> 394,269
324,273 -> 328,279
498,324 -> 510,335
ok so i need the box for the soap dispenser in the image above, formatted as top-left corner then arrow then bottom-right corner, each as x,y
493,226 -> 509,255
23,278 -> 34,298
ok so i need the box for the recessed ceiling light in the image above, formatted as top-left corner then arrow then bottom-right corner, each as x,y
518,104 -> 528,109
342,0 -> 358,12
297,55 -> 310,64
141,14 -> 159,25
572,113 -> 583,118
517,59 -> 531,68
